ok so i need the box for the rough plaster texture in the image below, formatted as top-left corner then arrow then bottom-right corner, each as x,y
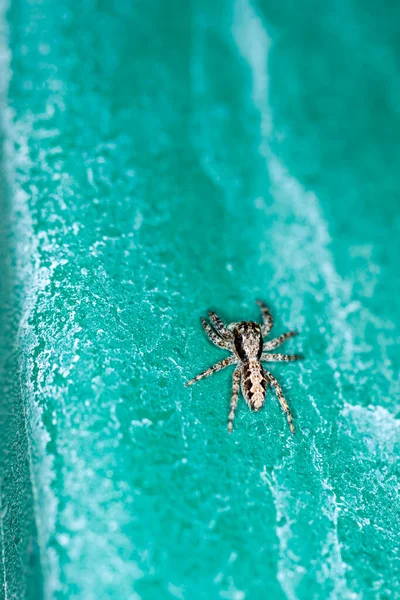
0,0 -> 399,598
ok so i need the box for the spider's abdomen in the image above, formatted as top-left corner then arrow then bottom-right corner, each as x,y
241,359 -> 267,411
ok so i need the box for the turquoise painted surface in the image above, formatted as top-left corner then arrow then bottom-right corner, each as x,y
0,0 -> 399,598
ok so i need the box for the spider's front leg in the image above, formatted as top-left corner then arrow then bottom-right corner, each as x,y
256,300 -> 273,337
208,311 -> 233,341
263,331 -> 298,351
261,353 -> 303,362
201,318 -> 232,350
185,355 -> 236,387
228,366 -> 242,433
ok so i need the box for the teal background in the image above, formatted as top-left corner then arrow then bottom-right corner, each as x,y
0,0 -> 399,598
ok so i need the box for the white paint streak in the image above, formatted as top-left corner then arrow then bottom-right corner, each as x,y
232,1 -> 358,597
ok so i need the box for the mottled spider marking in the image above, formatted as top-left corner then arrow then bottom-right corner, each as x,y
241,359 -> 266,410
186,301 -> 303,433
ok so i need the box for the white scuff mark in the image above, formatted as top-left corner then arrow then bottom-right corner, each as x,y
130,418 -> 152,428
341,403 -> 399,462
219,582 -> 246,600
309,440 -> 357,598
261,466 -> 305,599
133,210 -> 143,231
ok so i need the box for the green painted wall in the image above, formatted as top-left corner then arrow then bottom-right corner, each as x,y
0,0 -> 399,598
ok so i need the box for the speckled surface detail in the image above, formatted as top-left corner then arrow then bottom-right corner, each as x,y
1,0 -> 399,598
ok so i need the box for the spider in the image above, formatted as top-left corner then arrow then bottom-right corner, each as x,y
186,300 -> 303,433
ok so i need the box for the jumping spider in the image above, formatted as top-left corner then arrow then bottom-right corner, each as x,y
186,300 -> 303,433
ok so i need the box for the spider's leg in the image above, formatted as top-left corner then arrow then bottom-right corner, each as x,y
185,355 -> 236,387
256,300 -> 273,337
263,331 -> 298,351
208,311 -> 233,340
265,370 -> 295,434
228,365 -> 242,433
261,353 -> 303,362
201,318 -> 231,349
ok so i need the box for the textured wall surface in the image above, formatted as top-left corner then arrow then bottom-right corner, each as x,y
0,0 -> 399,598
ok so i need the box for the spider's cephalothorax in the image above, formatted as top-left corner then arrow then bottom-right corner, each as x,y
233,321 -> 263,360
186,301 -> 303,433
